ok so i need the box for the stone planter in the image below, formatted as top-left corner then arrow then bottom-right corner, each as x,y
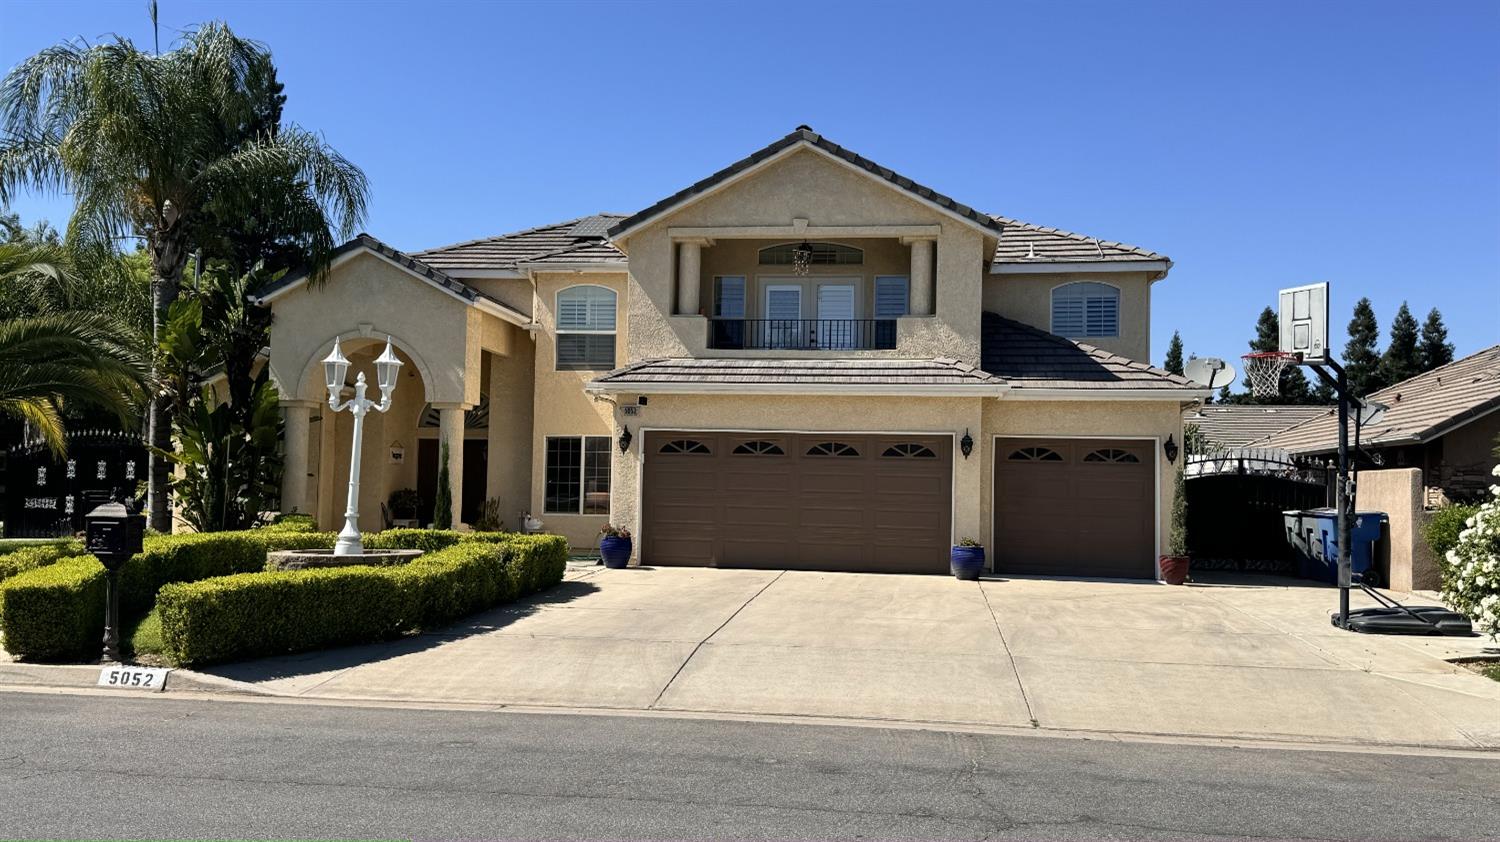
266,549 -> 424,571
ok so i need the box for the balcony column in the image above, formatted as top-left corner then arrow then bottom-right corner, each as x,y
904,237 -> 936,316
279,399 -> 318,514
675,237 -> 711,316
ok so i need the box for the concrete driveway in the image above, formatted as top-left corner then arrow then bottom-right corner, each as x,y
205,565 -> 1500,749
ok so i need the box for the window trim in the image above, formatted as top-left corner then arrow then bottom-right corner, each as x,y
555,284 -> 618,371
543,434 -> 612,515
1050,281 -> 1121,339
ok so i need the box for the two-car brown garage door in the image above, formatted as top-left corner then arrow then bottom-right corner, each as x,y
993,438 -> 1156,579
641,431 -> 951,574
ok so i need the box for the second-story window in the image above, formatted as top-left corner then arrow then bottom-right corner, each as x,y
1052,282 -> 1119,338
556,285 -> 617,370
874,276 -> 909,317
714,276 -> 745,318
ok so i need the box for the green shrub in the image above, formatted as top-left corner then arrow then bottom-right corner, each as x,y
1427,504 -> 1480,564
0,538 -> 75,555
363,528 -> 465,552
0,540 -> 84,584
0,528 -> 338,660
126,607 -> 164,658
157,533 -> 568,666
263,513 -> 318,533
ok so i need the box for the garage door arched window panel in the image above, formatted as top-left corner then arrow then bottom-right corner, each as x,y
882,443 -> 937,458
732,440 -> 785,456
1051,282 -> 1120,338
555,285 -> 617,371
660,439 -> 712,455
806,441 -> 860,457
1008,446 -> 1062,462
1083,448 -> 1140,464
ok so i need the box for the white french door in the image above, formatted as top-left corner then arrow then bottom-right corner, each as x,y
816,284 -> 856,349
764,285 -> 803,348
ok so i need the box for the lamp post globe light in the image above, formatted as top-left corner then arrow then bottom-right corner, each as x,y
323,337 -> 403,556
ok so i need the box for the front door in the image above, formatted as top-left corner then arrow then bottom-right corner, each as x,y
764,284 -> 802,348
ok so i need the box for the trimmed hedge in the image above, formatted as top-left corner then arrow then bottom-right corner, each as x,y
0,540 -> 83,584
158,533 -> 568,665
0,528 -> 338,660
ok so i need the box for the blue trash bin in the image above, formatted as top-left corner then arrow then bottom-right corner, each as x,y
1300,508 -> 1387,585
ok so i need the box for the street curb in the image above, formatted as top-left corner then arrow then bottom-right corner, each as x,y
0,661 -> 272,696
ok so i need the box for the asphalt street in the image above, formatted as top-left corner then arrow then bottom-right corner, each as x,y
1,691 -> 1497,840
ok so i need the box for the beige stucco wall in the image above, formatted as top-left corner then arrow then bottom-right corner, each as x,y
983,272 -> 1155,362
621,147 -> 989,365
606,393 -> 987,561
467,277 -> 535,317
981,398 -> 1186,570
1358,468 -> 1440,592
528,271 -> 629,549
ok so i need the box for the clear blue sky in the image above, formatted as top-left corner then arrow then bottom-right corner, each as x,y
4,0 -> 1497,370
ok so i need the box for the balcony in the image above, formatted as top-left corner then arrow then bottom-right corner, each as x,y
708,319 -> 897,351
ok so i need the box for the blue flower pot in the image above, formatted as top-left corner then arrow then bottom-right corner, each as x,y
600,536 -> 632,569
950,545 -> 985,580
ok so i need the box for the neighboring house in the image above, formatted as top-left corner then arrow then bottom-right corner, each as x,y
1185,405 -> 1328,452
256,127 -> 1209,578
1261,344 -> 1500,505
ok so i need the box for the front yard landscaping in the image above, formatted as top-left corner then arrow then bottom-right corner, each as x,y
0,523 -> 567,667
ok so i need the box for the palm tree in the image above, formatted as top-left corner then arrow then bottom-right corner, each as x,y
0,22 -> 368,529
0,241 -> 147,455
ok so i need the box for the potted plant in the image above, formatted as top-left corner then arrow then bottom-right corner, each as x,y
951,537 -> 985,580
599,524 -> 633,569
1160,467 -> 1190,585
388,488 -> 421,523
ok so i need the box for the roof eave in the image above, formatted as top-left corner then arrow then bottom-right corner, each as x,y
991,259 -> 1172,279
585,380 -> 1009,397
1003,386 -> 1211,401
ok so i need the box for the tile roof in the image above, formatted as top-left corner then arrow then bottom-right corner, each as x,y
1261,344 -> 1500,453
980,313 -> 1203,392
606,126 -> 1006,240
991,216 -> 1169,265
1184,405 -> 1330,449
414,215 -> 628,271
255,234 -> 528,321
590,356 -> 1005,391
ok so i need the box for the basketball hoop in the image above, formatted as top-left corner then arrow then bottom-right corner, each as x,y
1241,351 -> 1298,398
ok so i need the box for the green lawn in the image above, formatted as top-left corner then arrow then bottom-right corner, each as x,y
125,607 -> 165,662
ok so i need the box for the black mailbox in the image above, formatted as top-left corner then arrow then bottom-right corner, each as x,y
86,497 -> 144,571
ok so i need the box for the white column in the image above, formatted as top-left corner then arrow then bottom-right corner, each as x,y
279,400 -> 317,514
676,239 -> 702,316
437,404 -> 466,526
907,238 -> 935,316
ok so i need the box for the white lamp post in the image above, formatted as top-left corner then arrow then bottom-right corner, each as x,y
323,336 -> 403,556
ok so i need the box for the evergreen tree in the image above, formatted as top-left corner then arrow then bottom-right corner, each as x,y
1163,331 -> 1184,376
1342,298 -> 1384,397
1215,384 -> 1232,405
1419,308 -> 1455,372
1380,302 -> 1421,386
433,440 -> 453,529
1247,306 -> 1312,403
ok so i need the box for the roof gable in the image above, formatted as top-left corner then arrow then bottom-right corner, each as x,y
606,127 -> 1004,243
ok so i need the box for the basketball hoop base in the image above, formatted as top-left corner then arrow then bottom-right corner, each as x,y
1242,351 -> 1299,398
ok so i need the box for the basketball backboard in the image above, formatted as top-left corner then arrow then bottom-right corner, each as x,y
1278,282 -> 1329,365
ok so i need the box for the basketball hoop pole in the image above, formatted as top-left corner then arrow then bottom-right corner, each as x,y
1307,357 -> 1354,629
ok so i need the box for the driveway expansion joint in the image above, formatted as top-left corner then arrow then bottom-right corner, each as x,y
647,570 -> 786,709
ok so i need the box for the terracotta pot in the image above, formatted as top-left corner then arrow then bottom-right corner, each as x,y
1159,555 -> 1190,585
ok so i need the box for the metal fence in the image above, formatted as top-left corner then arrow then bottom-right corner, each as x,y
708,319 -> 898,351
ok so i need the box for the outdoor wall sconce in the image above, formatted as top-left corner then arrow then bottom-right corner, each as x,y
960,429 -> 973,459
618,425 -> 633,453
1163,434 -> 1179,465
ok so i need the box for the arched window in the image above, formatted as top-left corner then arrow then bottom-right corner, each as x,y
1051,282 -> 1119,338
759,242 -> 863,266
882,443 -> 937,458
1008,446 -> 1062,462
1084,448 -> 1140,464
732,440 -> 785,456
806,441 -> 860,457
556,285 -> 617,370
659,439 -> 712,455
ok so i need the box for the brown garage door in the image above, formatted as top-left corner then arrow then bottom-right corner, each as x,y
642,431 -> 952,574
993,438 -> 1155,578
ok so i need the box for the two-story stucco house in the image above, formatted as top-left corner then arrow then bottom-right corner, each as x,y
256,127 -> 1210,579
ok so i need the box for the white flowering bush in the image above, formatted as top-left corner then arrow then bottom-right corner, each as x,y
1442,464 -> 1500,640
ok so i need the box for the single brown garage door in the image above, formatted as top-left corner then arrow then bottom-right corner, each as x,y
993,438 -> 1155,578
642,431 -> 952,574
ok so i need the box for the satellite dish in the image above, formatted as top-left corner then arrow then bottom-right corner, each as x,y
1184,356 -> 1237,389
1358,400 -> 1389,427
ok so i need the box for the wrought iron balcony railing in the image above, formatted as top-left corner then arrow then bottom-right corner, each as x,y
708,319 -> 898,351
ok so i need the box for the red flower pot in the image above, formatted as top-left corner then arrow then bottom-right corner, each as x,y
1159,555 -> 1190,585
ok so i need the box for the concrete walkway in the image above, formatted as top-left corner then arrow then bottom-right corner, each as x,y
198,565 -> 1500,749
